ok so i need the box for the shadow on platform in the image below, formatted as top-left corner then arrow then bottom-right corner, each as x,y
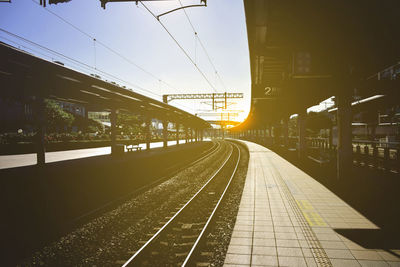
334,228 -> 400,250
334,228 -> 400,258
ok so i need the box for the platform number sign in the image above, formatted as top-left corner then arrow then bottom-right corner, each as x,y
253,85 -> 281,99
264,86 -> 273,96
264,86 -> 279,97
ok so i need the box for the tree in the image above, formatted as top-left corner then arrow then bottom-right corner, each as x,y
72,114 -> 104,133
117,112 -> 144,136
45,99 -> 74,133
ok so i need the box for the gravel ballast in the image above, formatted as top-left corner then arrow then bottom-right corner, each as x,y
20,141 -> 236,266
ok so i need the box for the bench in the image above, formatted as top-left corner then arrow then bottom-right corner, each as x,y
126,142 -> 142,152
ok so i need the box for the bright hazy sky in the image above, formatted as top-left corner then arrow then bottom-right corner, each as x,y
0,0 -> 251,122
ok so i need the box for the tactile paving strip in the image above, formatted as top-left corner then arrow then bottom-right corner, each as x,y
267,159 -> 333,267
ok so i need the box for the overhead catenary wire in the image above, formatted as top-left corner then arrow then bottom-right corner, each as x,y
178,0 -> 228,92
140,1 -> 218,93
29,0 -> 221,112
1,34 -> 196,112
29,0 -> 186,95
0,28 -> 161,98
0,29 -> 197,112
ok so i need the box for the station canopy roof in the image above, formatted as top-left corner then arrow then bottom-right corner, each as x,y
0,42 -> 209,129
235,0 -> 400,131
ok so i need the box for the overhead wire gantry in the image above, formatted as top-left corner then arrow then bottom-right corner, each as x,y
163,93 -> 243,110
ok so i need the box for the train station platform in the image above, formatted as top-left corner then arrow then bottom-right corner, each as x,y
224,140 -> 400,267
0,139 -> 192,170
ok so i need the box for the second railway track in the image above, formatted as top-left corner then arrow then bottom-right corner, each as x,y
122,141 -> 241,266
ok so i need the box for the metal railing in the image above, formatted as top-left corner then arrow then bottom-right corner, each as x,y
234,134 -> 400,173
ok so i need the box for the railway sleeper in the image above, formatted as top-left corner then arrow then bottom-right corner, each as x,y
182,235 -> 198,239
160,241 -> 169,246
174,242 -> 195,247
181,223 -> 193,229
201,251 -> 214,257
175,252 -> 188,258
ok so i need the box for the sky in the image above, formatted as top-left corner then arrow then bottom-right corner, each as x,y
0,0 -> 251,121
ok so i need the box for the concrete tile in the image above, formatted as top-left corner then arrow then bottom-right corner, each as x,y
295,232 -> 306,240
255,222 -> 273,228
252,246 -> 277,256
325,249 -> 355,259
254,231 -> 275,239
358,260 -> 389,267
227,245 -> 252,255
255,225 -> 273,232
329,222 -> 350,228
238,211 -> 254,215
275,232 -> 298,240
314,233 -> 341,241
238,208 -> 254,212
224,253 -> 251,265
234,225 -> 253,231
344,241 -> 366,250
273,217 -> 292,223
277,247 -> 303,257
304,257 -> 318,267
232,231 -> 253,238
237,215 -> 253,221
254,219 -> 273,225
274,226 -> 295,233
276,239 -> 300,248
320,241 -> 348,249
330,258 -> 361,267
298,240 -> 311,248
251,255 -> 278,266
273,221 -> 293,227
278,256 -> 307,267
229,237 -> 252,246
312,227 -> 335,234
351,250 -> 384,260
235,220 -> 253,226
255,214 -> 271,219
377,251 -> 400,261
301,248 -> 313,257
253,238 -> 276,247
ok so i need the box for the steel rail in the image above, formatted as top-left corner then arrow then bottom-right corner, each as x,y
122,141 -> 235,267
66,140 -> 221,228
182,142 -> 241,266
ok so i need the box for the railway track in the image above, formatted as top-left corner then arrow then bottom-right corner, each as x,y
19,141 -> 231,266
66,140 -> 222,228
121,141 -> 241,266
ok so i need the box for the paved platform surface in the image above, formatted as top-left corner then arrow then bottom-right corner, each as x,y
224,140 -> 400,267
0,139 -> 190,169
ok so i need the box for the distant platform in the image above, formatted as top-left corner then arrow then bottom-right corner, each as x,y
224,140 -> 399,267
0,140 -> 192,170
